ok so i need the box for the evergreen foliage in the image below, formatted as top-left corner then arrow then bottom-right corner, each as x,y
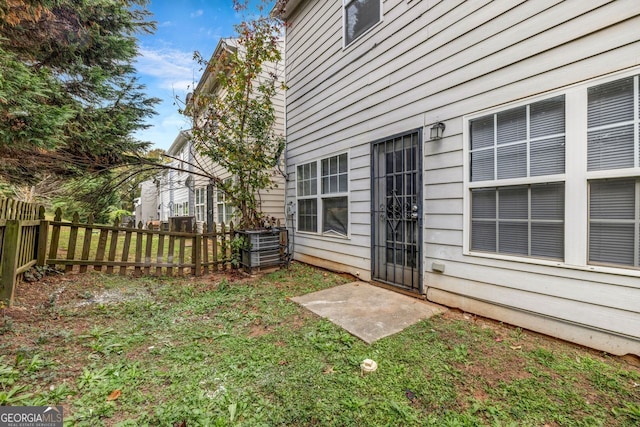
0,0 -> 159,217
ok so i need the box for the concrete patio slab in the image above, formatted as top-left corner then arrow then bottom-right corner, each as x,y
292,282 -> 446,344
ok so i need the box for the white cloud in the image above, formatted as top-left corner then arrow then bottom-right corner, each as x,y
190,9 -> 204,18
135,47 -> 198,93
134,47 -> 199,148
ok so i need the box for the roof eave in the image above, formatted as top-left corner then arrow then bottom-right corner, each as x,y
273,0 -> 303,19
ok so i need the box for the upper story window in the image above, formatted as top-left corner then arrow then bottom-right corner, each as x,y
344,0 -> 381,47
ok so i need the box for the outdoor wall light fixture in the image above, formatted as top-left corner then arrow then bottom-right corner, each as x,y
430,121 -> 446,140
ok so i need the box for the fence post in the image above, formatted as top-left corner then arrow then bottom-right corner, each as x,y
48,208 -> 62,269
79,214 -> 94,273
194,232 -> 202,277
1,220 -> 21,306
66,212 -> 80,273
37,206 -> 49,266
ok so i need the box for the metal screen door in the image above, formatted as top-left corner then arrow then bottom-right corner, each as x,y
371,130 -> 422,292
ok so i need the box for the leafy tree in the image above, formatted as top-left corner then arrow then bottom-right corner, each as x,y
185,0 -> 285,229
0,0 -> 159,210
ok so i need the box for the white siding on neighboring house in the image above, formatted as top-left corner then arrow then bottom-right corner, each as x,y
164,132 -> 193,222
283,0 -> 640,356
180,38 -> 286,228
258,49 -> 287,223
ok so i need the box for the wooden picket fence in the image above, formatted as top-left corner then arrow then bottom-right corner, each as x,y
0,198 -> 43,305
0,198 -> 239,306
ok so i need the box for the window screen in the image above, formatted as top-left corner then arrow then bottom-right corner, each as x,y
323,196 -> 348,236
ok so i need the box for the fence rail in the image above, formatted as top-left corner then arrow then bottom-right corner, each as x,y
0,198 -> 240,306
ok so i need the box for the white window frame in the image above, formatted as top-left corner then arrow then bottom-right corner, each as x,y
342,0 -> 383,49
463,66 -> 640,276
296,152 -> 350,238
216,178 -> 234,224
195,187 -> 205,222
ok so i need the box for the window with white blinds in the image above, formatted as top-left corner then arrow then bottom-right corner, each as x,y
588,77 -> 638,171
195,187 -> 205,222
465,71 -> 640,271
587,75 -> 640,268
468,96 -> 566,260
470,96 -> 566,181
216,178 -> 233,224
472,184 -> 565,258
589,179 -> 638,267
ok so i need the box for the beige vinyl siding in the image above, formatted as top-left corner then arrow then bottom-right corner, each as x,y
285,0 -> 640,354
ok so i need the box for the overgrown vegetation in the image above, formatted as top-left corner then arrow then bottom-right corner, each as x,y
1,263 -> 638,426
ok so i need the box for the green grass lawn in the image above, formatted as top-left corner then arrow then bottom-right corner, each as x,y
1,263 -> 639,426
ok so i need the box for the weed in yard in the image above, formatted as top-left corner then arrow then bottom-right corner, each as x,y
77,366 -> 108,390
613,402 -> 640,424
45,382 -> 75,403
529,346 -> 556,367
509,326 -> 526,343
453,344 -> 469,363
0,355 -> 51,406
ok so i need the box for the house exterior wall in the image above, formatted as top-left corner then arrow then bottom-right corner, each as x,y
284,0 -> 640,356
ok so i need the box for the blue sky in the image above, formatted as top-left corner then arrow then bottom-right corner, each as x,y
134,1 -> 273,151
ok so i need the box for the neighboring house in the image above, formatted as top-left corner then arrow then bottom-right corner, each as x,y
165,38 -> 286,230
150,39 -> 285,230
157,131 -> 194,223
279,0 -> 640,356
